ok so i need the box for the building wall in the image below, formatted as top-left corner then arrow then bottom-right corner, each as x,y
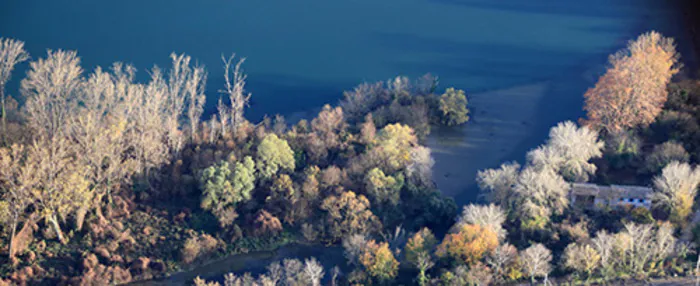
612,197 -> 651,209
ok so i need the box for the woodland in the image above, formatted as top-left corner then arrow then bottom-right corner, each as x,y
1,29 -> 700,286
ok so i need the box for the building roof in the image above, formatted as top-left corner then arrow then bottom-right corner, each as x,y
570,183 -> 602,196
571,183 -> 653,199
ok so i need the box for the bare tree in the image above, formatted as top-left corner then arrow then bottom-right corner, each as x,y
520,243 -> 552,284
125,67 -> 170,176
70,64 -> 140,226
486,243 -> 518,282
653,161 -> 700,223
340,81 -> 387,120
406,146 -> 434,187
589,223 -> 683,277
266,262 -> 283,285
529,121 -> 604,182
283,258 -> 304,286
526,145 -> 564,173
562,243 -> 601,279
30,138 -> 91,243
514,167 -> 569,229
18,50 -> 90,243
21,49 -> 82,141
591,230 -> 615,277
0,38 -> 29,144
477,162 -> 520,206
303,258 -> 324,286
456,204 -> 507,240
217,97 -> 230,138
220,54 -> 251,134
413,73 -> 438,95
330,266 -> 341,286
617,223 -> 655,274
342,234 -> 368,266
644,141 -> 690,174
184,56 -> 207,142
162,53 -> 207,151
0,144 -> 38,259
651,222 -> 677,266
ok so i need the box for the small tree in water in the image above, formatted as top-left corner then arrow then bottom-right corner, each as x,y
438,87 -> 469,126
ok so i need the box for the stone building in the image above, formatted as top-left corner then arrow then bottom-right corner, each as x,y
570,183 -> 653,210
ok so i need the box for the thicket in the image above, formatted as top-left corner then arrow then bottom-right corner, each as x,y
196,31 -> 700,286
0,38 -> 468,284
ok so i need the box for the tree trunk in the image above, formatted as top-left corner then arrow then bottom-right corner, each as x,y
75,206 -> 88,231
49,215 -> 66,244
1,87 -> 6,146
695,254 -> 700,286
418,269 -> 428,286
7,220 -> 16,260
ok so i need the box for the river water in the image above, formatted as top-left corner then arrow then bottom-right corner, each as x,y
0,0 -> 689,284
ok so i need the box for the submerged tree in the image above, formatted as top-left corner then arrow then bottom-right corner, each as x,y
584,31 -> 680,133
438,88 -> 469,126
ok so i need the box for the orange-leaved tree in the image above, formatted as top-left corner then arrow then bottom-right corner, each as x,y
360,240 -> 400,282
436,223 -> 498,265
583,31 -> 679,134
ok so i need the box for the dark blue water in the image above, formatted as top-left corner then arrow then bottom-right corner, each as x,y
0,0 -> 683,120
0,1 -> 689,282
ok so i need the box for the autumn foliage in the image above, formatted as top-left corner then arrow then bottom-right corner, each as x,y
436,224 -> 498,265
360,240 -> 399,282
320,191 -> 381,241
584,31 -> 679,133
